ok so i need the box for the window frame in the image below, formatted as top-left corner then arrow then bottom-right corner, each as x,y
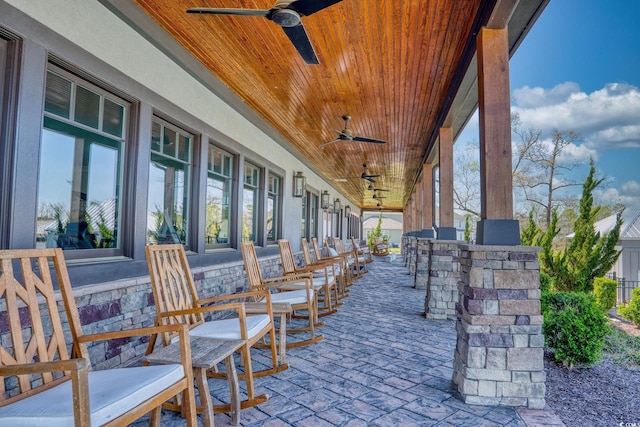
205,143 -> 234,249
266,171 -> 282,244
37,64 -> 130,260
147,116 -> 193,248
242,161 -> 262,244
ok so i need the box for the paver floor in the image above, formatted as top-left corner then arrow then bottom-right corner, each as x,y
133,255 -> 562,426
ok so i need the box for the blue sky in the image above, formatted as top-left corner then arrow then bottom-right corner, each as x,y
457,0 -> 640,221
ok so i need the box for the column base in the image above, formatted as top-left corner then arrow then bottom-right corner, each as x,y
476,219 -> 520,245
437,227 -> 457,240
421,229 -> 435,238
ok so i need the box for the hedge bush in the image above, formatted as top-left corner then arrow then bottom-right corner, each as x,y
619,287 -> 640,327
593,277 -> 617,312
542,291 -> 609,368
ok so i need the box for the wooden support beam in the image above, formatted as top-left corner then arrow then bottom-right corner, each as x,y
439,128 -> 454,228
476,26 -> 520,245
422,163 -> 433,230
478,27 -> 513,220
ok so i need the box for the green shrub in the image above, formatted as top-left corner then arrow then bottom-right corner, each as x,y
542,292 -> 609,368
619,287 -> 640,327
593,277 -> 617,312
539,272 -> 553,294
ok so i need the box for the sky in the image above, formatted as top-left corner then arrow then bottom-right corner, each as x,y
456,0 -> 640,224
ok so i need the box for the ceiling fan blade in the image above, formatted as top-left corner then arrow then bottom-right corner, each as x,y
288,0 -> 343,16
353,135 -> 387,144
186,8 -> 269,17
319,138 -> 342,148
281,24 -> 319,64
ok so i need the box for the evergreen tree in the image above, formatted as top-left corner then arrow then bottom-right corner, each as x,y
367,212 -> 383,250
539,159 -> 622,293
521,208 -> 541,246
464,215 -> 471,243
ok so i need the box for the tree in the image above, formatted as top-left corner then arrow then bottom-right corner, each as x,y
516,128 -> 582,227
367,212 -> 383,250
453,143 -> 481,217
539,159 -> 622,293
520,208 -> 541,246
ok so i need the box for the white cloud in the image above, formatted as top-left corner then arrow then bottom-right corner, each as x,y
622,180 -> 640,194
512,82 -> 640,151
593,180 -> 640,219
556,142 -> 599,162
512,82 -> 581,108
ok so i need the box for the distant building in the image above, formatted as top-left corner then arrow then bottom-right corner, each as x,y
362,214 -> 403,247
609,211 -> 640,284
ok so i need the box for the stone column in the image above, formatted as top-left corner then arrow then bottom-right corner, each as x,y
407,236 -> 418,276
425,240 -> 460,319
414,238 -> 431,290
452,245 -> 545,409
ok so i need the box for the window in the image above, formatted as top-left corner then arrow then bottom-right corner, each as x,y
301,191 -> 318,240
147,118 -> 191,246
206,144 -> 233,248
242,163 -> 260,242
309,193 -> 318,238
37,68 -> 126,254
301,191 -> 307,239
267,173 -> 281,243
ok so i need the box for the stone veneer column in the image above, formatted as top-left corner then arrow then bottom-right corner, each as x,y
452,244 -> 545,409
413,238 -> 431,289
407,236 -> 418,276
425,240 -> 460,319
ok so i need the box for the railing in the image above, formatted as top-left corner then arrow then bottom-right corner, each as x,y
617,279 -> 640,304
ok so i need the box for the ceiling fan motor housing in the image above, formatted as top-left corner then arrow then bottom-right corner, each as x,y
270,8 -> 301,27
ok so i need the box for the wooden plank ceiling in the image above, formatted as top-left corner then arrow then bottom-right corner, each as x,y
130,0 -> 488,211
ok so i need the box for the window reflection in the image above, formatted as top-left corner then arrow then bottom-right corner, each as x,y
206,144 -> 232,247
267,174 -> 280,243
147,118 -> 191,246
37,122 -> 121,250
243,164 -> 260,242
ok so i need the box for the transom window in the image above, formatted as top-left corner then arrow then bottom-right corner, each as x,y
37,67 -> 126,255
147,117 -> 192,246
206,144 -> 233,248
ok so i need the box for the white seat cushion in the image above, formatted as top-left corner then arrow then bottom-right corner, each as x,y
0,365 -> 184,427
278,276 -> 324,292
328,248 -> 339,257
267,289 -> 313,305
190,314 -> 271,340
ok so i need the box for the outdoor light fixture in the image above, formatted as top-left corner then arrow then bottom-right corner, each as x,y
344,205 -> 351,217
293,171 -> 306,197
321,190 -> 330,209
333,198 -> 342,213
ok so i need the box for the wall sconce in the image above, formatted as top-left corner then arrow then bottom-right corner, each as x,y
333,198 -> 342,213
344,205 -> 351,217
321,190 -> 330,209
292,171 -> 306,198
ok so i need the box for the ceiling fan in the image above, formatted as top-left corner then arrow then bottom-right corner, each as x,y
360,164 -> 380,183
320,116 -> 388,148
372,194 -> 386,200
187,0 -> 343,64
367,184 -> 389,192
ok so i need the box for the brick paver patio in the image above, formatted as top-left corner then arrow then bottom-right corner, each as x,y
133,255 -> 563,426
